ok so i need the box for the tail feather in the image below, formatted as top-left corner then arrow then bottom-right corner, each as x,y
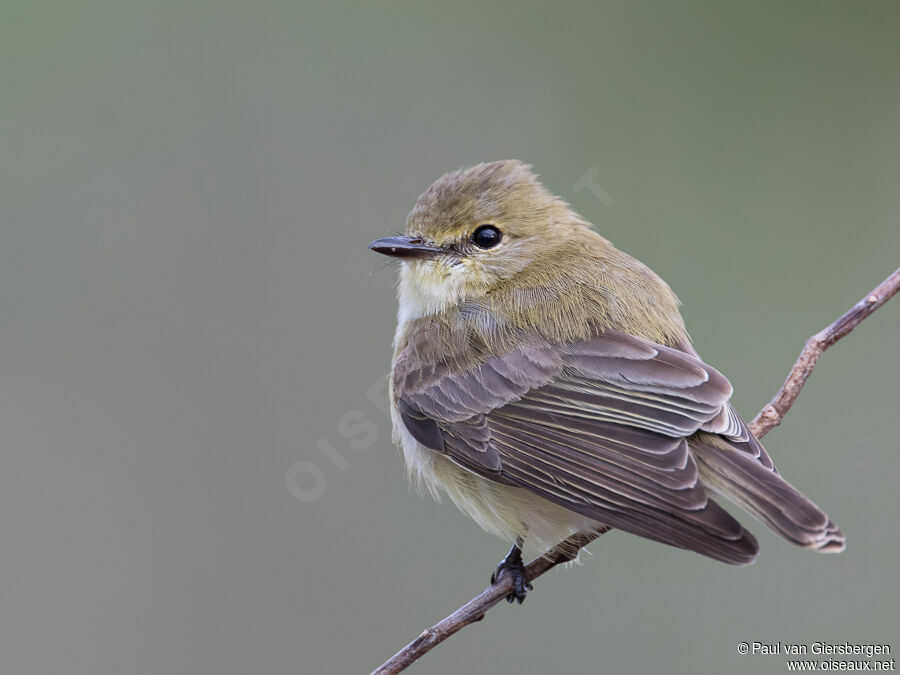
692,435 -> 845,553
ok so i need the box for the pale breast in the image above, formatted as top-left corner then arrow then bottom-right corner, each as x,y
389,395 -> 599,558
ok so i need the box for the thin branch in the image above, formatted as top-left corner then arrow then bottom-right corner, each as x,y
749,265 -> 900,437
372,265 -> 900,675
371,531 -> 607,675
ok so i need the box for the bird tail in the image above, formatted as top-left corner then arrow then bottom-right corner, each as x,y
691,434 -> 845,553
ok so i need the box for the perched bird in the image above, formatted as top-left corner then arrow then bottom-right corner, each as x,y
369,160 -> 844,603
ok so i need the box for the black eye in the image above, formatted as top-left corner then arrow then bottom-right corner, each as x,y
471,225 -> 502,249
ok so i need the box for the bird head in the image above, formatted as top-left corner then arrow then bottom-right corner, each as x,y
369,160 -> 589,318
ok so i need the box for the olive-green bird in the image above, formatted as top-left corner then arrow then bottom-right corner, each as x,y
369,160 -> 844,603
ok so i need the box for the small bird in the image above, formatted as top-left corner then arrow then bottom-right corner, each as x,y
369,160 -> 844,603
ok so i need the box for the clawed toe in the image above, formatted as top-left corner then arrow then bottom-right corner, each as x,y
490,544 -> 532,604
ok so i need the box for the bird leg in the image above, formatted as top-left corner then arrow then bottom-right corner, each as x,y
490,539 -> 532,604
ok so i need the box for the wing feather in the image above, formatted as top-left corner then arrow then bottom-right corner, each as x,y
394,328 -> 759,564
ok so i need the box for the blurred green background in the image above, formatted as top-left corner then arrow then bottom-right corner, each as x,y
2,1 -> 899,673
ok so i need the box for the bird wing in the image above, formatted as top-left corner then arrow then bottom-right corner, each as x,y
394,328 -> 760,564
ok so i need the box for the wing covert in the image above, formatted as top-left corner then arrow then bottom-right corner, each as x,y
393,327 -> 758,564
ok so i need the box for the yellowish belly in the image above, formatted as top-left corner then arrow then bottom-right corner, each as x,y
391,401 -> 600,559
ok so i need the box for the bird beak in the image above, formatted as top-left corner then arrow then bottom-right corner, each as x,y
368,236 -> 445,260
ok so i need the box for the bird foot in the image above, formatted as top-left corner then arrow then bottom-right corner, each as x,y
490,544 -> 532,604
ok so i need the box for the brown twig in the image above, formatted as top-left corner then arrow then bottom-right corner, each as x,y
370,531 -> 606,675
748,266 -> 900,438
372,266 -> 900,675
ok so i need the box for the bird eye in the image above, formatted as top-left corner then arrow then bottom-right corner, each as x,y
471,225 -> 502,249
